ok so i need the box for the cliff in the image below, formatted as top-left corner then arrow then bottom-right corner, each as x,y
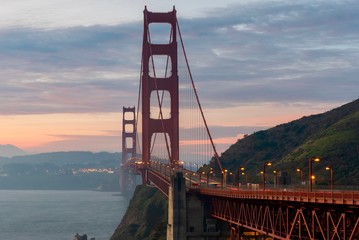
110,185 -> 167,240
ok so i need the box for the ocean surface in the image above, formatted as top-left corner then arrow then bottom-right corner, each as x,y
0,190 -> 130,240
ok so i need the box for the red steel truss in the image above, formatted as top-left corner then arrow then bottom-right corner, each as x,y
202,189 -> 359,239
128,161 -> 359,239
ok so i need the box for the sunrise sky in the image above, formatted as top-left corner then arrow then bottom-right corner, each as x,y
1,0 -> 358,154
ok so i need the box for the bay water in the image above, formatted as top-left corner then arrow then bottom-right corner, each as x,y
0,190 -> 130,240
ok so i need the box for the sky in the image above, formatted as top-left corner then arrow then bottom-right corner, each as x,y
0,0 -> 358,154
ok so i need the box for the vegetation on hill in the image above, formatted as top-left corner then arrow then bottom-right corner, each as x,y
218,98 -> 359,186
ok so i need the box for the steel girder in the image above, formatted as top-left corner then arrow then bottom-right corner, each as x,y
147,169 -> 170,197
211,197 -> 359,240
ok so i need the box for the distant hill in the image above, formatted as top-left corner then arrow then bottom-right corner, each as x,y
0,151 -> 122,190
0,144 -> 27,157
0,151 -> 120,164
219,98 -> 359,186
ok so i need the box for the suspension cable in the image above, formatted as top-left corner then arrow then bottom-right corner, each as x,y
136,47 -> 143,157
176,20 -> 223,173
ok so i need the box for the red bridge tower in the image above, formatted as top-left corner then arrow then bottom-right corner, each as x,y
121,106 -> 137,193
141,7 -> 179,167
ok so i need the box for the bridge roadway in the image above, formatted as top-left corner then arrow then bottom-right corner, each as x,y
128,160 -> 359,239
131,160 -> 359,205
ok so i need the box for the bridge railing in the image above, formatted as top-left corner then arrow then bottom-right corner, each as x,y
196,187 -> 359,205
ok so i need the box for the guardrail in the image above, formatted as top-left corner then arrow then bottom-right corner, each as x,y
198,188 -> 359,205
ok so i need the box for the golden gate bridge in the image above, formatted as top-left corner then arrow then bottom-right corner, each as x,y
120,6 -> 359,240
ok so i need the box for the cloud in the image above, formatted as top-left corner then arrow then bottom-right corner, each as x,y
1,0 -> 358,117
0,0 -> 145,29
177,0 -> 359,108
0,24 -> 143,115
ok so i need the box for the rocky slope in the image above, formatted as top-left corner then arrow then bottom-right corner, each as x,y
110,185 -> 167,240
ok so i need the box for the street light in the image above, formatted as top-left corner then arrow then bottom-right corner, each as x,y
206,168 -> 213,187
238,167 -> 245,187
273,170 -> 278,188
200,171 -> 205,186
296,168 -> 303,188
229,172 -> 235,185
241,172 -> 248,186
325,165 -> 334,191
263,162 -> 272,191
309,157 -> 320,191
222,169 -> 228,189
190,172 -> 195,186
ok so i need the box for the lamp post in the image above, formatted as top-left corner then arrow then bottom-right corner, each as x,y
242,172 -> 248,185
166,165 -> 170,176
296,168 -> 303,188
222,169 -> 228,189
179,161 -> 184,170
238,167 -> 245,187
325,165 -> 333,191
207,168 -> 213,187
309,157 -> 320,191
200,171 -> 205,185
190,172 -> 195,186
273,170 -> 278,188
229,172 -> 235,185
263,162 -> 272,191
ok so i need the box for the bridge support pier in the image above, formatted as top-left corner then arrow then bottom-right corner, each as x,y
167,172 -> 187,240
167,172 -> 228,240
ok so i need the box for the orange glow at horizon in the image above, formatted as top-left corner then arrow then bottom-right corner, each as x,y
202,102 -> 336,127
0,101 -> 338,153
180,136 -> 240,146
0,113 -> 121,151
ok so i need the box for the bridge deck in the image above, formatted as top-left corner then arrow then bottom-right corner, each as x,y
130,162 -> 359,206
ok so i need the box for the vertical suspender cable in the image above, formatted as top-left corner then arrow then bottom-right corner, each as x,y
177,21 -> 223,173
136,50 -> 143,157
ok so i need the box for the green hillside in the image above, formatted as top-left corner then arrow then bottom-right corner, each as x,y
219,98 -> 359,186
